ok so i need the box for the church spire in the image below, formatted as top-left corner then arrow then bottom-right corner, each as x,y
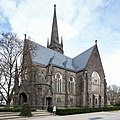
47,4 -> 64,54
51,4 -> 59,44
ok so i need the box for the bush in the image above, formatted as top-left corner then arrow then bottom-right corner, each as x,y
0,107 -> 10,112
47,106 -> 53,113
0,104 -> 5,107
47,106 -> 120,115
0,106 -> 36,112
31,108 -> 36,112
56,108 -> 92,115
90,107 -> 103,112
114,102 -> 120,106
11,107 -> 21,112
103,106 -> 120,111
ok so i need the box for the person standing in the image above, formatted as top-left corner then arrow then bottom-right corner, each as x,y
52,106 -> 56,115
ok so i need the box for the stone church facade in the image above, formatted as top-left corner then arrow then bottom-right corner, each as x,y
13,5 -> 107,109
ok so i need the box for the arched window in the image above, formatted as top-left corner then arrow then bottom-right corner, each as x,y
24,68 -> 28,80
36,73 -> 45,84
91,71 -> 100,92
68,77 -> 75,94
91,71 -> 100,85
55,73 -> 62,93
95,98 -> 97,104
89,98 -> 91,103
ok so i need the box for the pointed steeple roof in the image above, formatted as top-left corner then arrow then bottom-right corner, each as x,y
51,4 -> 59,44
47,4 -> 64,54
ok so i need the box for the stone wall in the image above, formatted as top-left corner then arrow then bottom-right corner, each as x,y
16,43 -> 107,108
86,45 -> 106,107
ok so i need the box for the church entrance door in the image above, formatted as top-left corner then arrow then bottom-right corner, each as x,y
46,97 -> 52,108
19,92 -> 27,105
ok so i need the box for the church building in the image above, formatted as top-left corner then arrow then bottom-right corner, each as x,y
14,5 -> 107,108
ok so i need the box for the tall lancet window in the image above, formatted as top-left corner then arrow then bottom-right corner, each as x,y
55,73 -> 62,93
68,77 -> 75,94
91,71 -> 100,92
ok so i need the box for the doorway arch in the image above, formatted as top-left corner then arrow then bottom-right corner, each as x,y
19,92 -> 27,105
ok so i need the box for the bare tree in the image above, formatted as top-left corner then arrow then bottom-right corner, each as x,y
107,85 -> 120,105
0,68 -> 3,105
0,32 -> 23,107
0,32 -> 37,107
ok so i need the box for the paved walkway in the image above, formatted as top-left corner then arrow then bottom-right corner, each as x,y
0,110 -> 52,120
0,111 -> 120,120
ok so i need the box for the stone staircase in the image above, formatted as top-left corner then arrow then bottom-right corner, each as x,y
0,110 -> 52,120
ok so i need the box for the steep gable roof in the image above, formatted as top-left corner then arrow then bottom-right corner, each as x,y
72,46 -> 95,72
28,40 -> 95,72
29,40 -> 75,71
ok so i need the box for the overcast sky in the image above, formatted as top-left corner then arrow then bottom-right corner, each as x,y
0,0 -> 120,86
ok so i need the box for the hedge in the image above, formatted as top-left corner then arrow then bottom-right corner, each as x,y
103,106 -> 120,111
47,106 -> 53,113
47,106 -> 120,115
0,107 -> 36,112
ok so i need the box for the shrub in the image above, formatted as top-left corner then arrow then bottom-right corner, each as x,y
103,106 -> 120,111
31,108 -> 36,112
47,106 -> 120,115
11,107 -> 21,112
0,107 -> 10,112
47,106 -> 53,113
0,104 -> 5,107
55,108 -> 92,115
0,106 -> 36,112
90,108 -> 103,112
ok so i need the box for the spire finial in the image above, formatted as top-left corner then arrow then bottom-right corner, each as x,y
95,40 -> 97,45
61,36 -> 63,47
47,38 -> 49,47
24,34 -> 26,40
51,4 -> 59,44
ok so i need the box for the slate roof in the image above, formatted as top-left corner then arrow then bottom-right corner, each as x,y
73,46 -> 94,71
29,40 -> 95,72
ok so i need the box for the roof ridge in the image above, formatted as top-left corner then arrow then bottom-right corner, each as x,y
73,45 -> 95,60
29,39 -> 96,72
29,39 -> 72,59
72,45 -> 95,72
